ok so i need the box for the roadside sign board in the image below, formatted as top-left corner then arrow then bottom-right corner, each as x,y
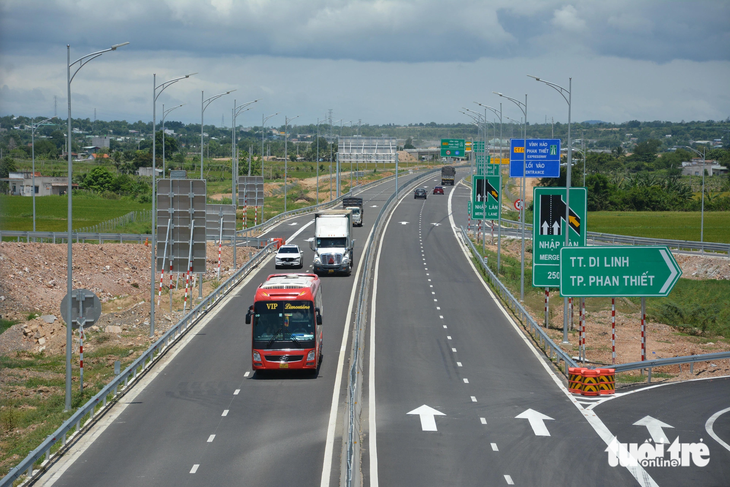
509,139 -> 561,178
559,246 -> 682,297
471,175 -> 501,220
532,187 -> 586,287
441,139 -> 466,158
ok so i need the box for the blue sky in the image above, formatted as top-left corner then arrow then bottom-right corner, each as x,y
1,0 -> 728,128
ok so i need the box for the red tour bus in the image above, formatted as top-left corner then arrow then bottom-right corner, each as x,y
245,273 -> 323,371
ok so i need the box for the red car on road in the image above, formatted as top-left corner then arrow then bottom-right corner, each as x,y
433,186 -> 444,195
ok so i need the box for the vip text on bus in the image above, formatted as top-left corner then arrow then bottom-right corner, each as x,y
245,273 -> 324,371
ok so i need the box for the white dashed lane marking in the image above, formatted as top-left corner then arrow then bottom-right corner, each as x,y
190,465 -> 200,474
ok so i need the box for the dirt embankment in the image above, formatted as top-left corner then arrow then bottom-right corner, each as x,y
0,240 -> 253,356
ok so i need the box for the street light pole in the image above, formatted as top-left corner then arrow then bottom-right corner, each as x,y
200,89 -> 236,179
260,112 -> 278,222
66,41 -> 128,411
31,116 -> 54,233
529,75 -> 572,343
161,103 -> 184,176
151,72 -> 195,338
495,92 -> 527,303
682,146 -> 708,242
476,101 -> 504,273
283,115 -> 300,213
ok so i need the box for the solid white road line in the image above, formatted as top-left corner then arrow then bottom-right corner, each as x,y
706,406 -> 730,453
447,179 -> 658,487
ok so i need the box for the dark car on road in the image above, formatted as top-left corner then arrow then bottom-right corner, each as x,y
414,188 -> 427,199
433,186 -> 444,195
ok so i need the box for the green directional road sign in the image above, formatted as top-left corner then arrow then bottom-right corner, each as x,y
532,187 -> 587,287
559,246 -> 682,297
441,138 -> 466,158
472,175 -> 501,220
476,154 -> 499,176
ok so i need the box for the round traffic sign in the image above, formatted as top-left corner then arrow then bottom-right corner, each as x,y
446,150 -> 451,155
60,289 -> 102,329
514,199 -> 523,211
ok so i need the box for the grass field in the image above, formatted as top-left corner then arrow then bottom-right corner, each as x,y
0,194 -> 150,232
587,211 -> 730,243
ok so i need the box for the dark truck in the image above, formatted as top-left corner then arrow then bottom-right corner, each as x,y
441,166 -> 456,186
342,197 -> 363,226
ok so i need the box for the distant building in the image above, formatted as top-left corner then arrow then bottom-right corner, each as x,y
136,167 -> 163,177
2,172 -> 78,196
90,136 -> 112,148
681,160 -> 727,177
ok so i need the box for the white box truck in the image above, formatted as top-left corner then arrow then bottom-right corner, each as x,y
342,197 -> 364,226
310,210 -> 355,276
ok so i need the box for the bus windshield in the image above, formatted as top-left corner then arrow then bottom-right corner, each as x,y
253,300 -> 315,348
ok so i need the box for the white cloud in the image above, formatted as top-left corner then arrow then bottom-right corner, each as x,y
551,5 -> 586,33
1,1 -> 728,124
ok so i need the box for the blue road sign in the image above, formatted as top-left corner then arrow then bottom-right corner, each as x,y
509,139 -> 561,178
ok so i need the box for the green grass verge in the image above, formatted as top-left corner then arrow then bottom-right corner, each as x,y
632,279 -> 730,337
0,194 -> 150,232
0,344 -> 149,478
588,211 -> 730,243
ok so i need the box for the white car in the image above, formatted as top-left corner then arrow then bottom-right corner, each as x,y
275,244 -> 304,269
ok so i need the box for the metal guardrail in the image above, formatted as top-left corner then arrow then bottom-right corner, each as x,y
499,218 -> 730,255
461,224 -> 730,385
0,240 -> 278,487
345,168 -> 442,486
612,351 -> 730,382
460,226 -> 578,374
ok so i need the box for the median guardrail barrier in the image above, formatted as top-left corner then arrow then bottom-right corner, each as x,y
460,225 -> 578,375
498,218 -> 730,256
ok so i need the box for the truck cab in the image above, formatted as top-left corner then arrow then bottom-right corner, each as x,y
310,210 -> 355,276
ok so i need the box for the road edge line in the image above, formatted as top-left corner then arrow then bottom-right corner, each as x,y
447,178 -> 659,487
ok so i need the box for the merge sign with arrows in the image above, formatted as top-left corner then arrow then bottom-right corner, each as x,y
533,187 -> 586,287
559,246 -> 682,297
472,175 -> 501,220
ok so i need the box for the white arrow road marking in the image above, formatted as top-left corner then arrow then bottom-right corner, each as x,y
706,407 -> 730,453
634,415 -> 674,443
516,408 -> 554,436
399,222 -> 409,225
408,405 -> 445,432
659,249 -> 679,294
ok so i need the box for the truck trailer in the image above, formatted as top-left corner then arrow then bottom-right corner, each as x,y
441,166 -> 456,186
342,197 -> 364,226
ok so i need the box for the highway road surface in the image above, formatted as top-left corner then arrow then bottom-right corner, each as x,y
36,167 -> 730,487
